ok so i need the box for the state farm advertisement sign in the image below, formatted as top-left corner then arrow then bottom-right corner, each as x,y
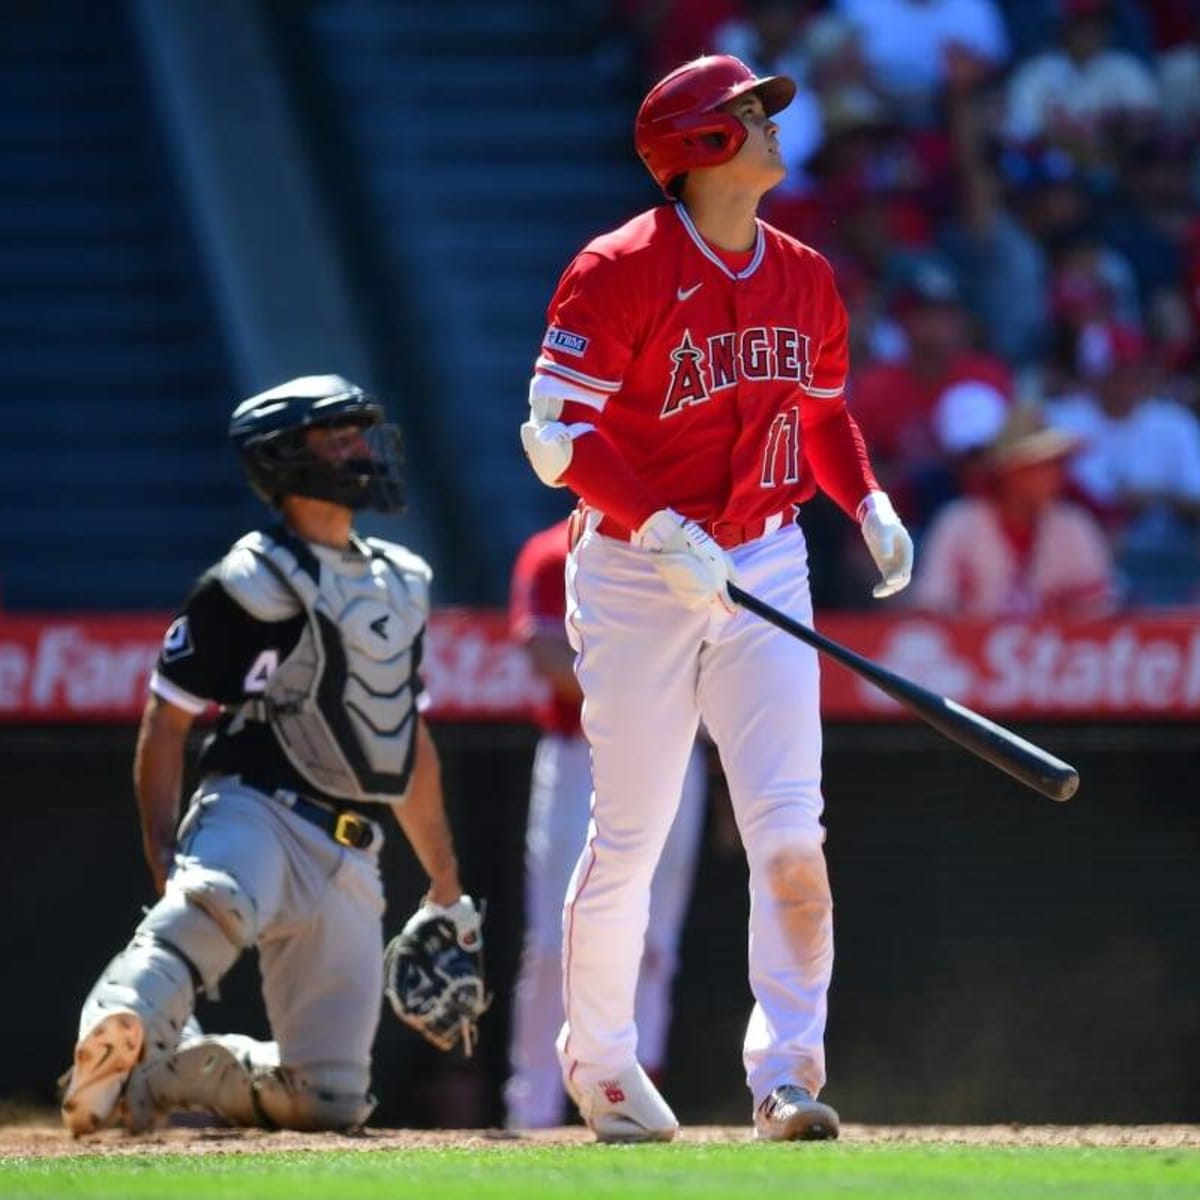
0,611 -> 547,724
0,612 -> 1197,723
816,615 -> 1200,718
0,619 -> 158,720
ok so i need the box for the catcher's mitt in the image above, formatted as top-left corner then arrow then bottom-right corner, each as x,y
383,895 -> 490,1055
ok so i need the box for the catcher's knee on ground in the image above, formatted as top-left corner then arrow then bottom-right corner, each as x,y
127,1035 -> 374,1132
79,866 -> 255,1048
64,868 -> 256,1135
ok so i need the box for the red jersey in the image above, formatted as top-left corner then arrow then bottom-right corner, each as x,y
534,204 -> 877,535
509,519 -> 580,737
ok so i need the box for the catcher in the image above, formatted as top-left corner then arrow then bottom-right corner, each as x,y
60,375 -> 488,1136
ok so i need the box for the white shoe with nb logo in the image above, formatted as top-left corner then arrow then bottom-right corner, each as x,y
569,1063 -> 679,1143
754,1084 -> 840,1141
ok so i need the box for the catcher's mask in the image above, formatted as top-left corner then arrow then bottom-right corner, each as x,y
229,374 -> 406,513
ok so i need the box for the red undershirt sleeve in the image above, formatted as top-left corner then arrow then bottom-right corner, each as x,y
559,403 -> 663,532
800,255 -> 880,521
801,401 -> 880,521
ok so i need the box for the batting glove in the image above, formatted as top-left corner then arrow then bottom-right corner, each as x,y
858,491 -> 914,599
635,508 -> 737,613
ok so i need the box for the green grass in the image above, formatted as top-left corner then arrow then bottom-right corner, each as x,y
3,1144 -> 1199,1200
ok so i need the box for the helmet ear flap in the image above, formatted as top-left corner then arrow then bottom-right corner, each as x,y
662,110 -> 750,189
680,111 -> 748,157
639,108 -> 751,196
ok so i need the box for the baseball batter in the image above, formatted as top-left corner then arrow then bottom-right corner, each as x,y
519,56 -> 914,1142
503,518 -> 706,1130
61,376 -> 482,1135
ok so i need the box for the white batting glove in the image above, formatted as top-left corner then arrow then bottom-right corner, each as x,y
635,508 -> 737,613
858,491 -> 914,599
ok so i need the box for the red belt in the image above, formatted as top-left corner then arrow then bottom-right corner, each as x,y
589,508 -> 790,551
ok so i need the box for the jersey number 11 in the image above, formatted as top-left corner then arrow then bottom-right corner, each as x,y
761,406 -> 801,488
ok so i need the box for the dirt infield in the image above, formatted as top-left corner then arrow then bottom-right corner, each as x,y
3,1117 -> 1199,1159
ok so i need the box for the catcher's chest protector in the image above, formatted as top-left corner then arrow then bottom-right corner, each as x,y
238,531 -> 429,802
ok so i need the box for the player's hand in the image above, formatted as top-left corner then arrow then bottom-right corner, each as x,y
635,508 -> 737,613
858,491 -> 913,599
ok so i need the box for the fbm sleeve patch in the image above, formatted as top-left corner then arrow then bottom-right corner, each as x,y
543,327 -> 590,358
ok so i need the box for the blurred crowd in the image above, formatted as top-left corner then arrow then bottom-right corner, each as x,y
609,0 -> 1200,612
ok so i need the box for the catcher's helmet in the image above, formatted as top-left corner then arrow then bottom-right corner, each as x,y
635,55 -> 796,197
229,374 -> 405,512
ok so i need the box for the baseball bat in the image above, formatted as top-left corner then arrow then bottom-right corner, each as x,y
727,583 -> 1079,802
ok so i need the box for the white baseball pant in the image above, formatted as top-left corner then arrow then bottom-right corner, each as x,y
558,521 -> 833,1108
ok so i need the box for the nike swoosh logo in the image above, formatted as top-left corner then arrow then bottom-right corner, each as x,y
676,283 -> 703,302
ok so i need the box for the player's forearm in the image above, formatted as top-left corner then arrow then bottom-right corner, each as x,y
801,403 -> 880,519
391,718 -> 462,906
557,422 -> 663,532
133,694 -> 193,892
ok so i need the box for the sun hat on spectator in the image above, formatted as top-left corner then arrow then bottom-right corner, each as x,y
984,405 -> 1081,471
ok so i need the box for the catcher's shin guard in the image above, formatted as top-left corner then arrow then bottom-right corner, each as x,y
124,1035 -> 375,1133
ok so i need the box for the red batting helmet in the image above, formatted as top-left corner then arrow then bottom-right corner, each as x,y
635,55 -> 796,197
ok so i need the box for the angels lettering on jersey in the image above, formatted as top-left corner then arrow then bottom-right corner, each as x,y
662,326 -> 813,417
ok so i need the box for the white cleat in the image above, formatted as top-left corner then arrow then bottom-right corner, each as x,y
61,1011 -> 144,1136
569,1063 -> 679,1144
754,1084 -> 840,1141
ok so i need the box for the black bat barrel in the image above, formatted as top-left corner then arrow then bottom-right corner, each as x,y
728,584 -> 1079,803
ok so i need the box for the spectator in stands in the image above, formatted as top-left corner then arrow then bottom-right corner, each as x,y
849,254 -> 1011,525
923,377 -> 1011,509
1095,129 -> 1196,328
1049,230 -> 1141,331
1161,59 -> 1200,143
837,0 -> 1010,125
940,41 -> 1053,367
715,1 -> 815,90
1002,0 -> 1162,151
1046,322 -> 1200,605
910,404 -> 1115,617
1041,229 -> 1143,392
998,0 -> 1157,62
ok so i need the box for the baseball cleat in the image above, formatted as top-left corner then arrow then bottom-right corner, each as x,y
754,1084 -> 840,1141
61,1010 -> 144,1136
568,1062 -> 679,1143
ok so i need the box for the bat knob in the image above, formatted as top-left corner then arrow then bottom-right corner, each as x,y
1051,769 -> 1080,803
